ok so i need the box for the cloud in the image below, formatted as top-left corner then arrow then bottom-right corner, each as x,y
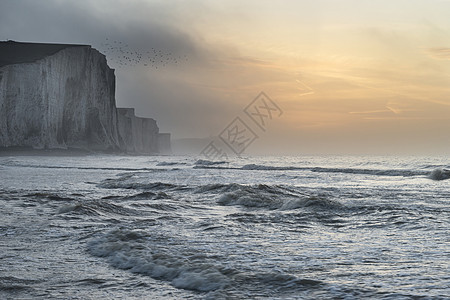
426,47 -> 450,60
2,1 -> 450,154
0,0 -> 208,58
349,110 -> 392,115
0,0 -> 235,138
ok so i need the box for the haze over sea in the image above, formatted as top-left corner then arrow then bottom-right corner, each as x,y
1,154 -> 448,299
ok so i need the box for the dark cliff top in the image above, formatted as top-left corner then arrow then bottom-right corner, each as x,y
0,40 -> 90,67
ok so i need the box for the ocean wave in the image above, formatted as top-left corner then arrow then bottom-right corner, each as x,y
197,163 -> 429,177
98,179 -> 341,211
57,200 -> 147,216
310,167 -> 428,177
88,229 -> 324,295
197,183 -> 301,196
428,168 -> 450,181
25,192 -> 75,201
421,164 -> 446,169
101,191 -> 152,200
156,161 -> 187,166
243,164 -> 429,177
217,184 -> 341,210
0,276 -> 38,293
194,183 -> 251,194
98,175 -> 179,190
194,159 -> 228,166
234,272 -> 322,291
241,164 -> 301,171
88,229 -> 229,292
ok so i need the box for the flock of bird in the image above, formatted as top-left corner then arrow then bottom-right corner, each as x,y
99,38 -> 188,69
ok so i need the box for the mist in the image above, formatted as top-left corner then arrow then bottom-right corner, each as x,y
1,0 -> 449,155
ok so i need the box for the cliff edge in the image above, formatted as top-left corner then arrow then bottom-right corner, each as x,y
0,41 -> 169,154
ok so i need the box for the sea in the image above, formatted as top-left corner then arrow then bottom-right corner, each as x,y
0,154 -> 449,299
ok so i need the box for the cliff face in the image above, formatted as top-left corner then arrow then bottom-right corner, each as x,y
0,43 -> 120,150
117,108 -> 159,154
0,41 -> 168,154
157,133 -> 172,154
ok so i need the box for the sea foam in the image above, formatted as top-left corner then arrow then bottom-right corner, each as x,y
88,228 -> 229,292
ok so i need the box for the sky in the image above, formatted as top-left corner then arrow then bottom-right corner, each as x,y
1,0 -> 450,155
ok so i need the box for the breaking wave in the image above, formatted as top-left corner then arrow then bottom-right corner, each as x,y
217,184 -> 341,210
98,176 -> 342,212
87,228 -> 229,292
88,228 -> 324,294
197,163 -> 431,178
57,200 -> 148,216
428,168 -> 450,181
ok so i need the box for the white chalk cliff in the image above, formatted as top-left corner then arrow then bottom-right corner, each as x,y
0,41 -> 169,153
